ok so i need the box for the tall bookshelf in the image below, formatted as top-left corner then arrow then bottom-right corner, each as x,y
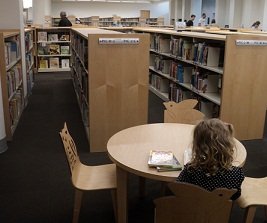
0,31 -> 24,140
133,27 -> 267,140
24,28 -> 34,97
71,28 -> 149,152
36,27 -> 71,73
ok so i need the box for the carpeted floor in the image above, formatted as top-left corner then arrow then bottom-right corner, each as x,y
0,72 -> 266,223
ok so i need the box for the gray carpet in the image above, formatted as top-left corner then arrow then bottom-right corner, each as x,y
0,72 -> 266,223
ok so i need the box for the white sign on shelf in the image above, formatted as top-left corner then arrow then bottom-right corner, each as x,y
236,40 -> 267,46
99,38 -> 139,45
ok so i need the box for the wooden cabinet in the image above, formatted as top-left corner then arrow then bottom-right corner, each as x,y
71,28 -> 149,152
36,27 -> 71,72
0,31 -> 24,140
133,27 -> 267,140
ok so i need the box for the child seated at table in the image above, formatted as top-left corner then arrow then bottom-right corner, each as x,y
177,118 -> 244,200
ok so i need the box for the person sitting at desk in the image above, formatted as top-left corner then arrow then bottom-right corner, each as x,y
177,118 -> 245,200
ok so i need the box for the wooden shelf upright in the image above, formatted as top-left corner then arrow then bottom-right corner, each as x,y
71,28 -> 149,152
0,31 -> 24,140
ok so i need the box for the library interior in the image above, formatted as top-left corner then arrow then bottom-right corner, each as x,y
0,0 -> 267,223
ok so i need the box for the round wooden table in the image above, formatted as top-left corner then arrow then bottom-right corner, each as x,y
107,123 -> 247,223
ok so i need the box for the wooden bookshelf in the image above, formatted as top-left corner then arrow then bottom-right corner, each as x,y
24,28 -> 35,97
0,31 -> 24,140
71,28 -> 149,152
36,27 -> 71,73
134,27 -> 267,140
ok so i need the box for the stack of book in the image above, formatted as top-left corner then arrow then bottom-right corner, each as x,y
148,150 -> 182,172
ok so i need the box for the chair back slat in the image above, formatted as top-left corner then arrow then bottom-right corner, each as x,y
59,122 -> 80,174
154,182 -> 236,223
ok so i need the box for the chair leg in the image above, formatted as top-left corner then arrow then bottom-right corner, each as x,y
139,176 -> 146,198
265,206 -> 267,221
73,189 -> 83,223
111,189 -> 118,223
243,206 -> 257,223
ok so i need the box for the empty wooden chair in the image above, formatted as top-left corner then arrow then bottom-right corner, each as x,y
154,182 -> 236,223
237,177 -> 267,223
59,123 -> 117,223
163,100 -> 205,124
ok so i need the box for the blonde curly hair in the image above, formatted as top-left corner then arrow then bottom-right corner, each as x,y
189,118 -> 235,175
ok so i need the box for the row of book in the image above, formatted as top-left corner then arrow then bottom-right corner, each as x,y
38,32 -> 70,42
39,58 -> 70,69
25,52 -> 34,71
169,83 -> 220,118
27,69 -> 34,96
71,69 -> 89,126
5,36 -> 20,66
71,34 -> 88,68
151,34 -> 224,68
6,64 -> 22,98
151,59 -> 221,93
25,31 -> 33,52
9,88 -> 24,126
150,73 -> 220,118
38,44 -> 70,55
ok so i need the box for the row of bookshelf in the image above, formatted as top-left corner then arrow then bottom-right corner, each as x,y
133,27 -> 267,140
80,15 -> 164,27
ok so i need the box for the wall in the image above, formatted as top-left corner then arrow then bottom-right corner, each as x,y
202,0 -> 215,24
190,0 -> 202,24
51,1 -> 169,24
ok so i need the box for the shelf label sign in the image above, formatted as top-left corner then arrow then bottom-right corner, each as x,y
99,38 -> 139,45
236,40 -> 267,46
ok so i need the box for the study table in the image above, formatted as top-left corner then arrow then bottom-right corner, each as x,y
107,123 -> 247,223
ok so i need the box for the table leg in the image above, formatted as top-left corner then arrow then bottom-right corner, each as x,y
116,166 -> 128,223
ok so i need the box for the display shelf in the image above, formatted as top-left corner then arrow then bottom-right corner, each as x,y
36,27 -> 71,72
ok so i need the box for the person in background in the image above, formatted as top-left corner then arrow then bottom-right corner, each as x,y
58,11 -> 72,27
177,118 -> 245,200
198,13 -> 207,26
251,21 -> 260,29
186,14 -> 196,27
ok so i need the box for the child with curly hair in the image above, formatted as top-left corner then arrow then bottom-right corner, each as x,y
177,118 -> 244,200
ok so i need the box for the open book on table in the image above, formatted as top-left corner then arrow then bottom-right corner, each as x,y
148,150 -> 182,172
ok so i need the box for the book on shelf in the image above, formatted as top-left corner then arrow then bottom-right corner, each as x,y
38,32 -> 47,41
48,34 -> 58,41
38,44 -> 48,55
49,44 -> 60,55
39,59 -> 48,68
59,34 -> 70,41
60,45 -> 70,55
148,150 -> 182,172
49,57 -> 59,68
61,59 -> 69,68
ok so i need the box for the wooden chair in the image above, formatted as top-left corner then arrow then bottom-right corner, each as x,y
59,123 -> 117,223
154,182 -> 236,223
163,100 -> 205,124
237,177 -> 267,223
